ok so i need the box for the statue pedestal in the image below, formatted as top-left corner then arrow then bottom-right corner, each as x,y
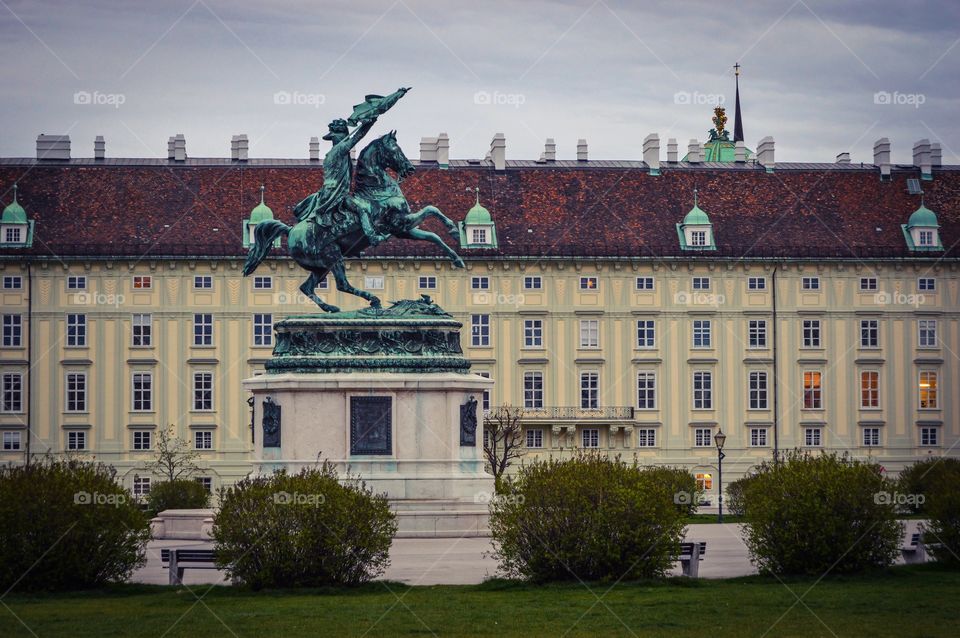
242,299 -> 495,537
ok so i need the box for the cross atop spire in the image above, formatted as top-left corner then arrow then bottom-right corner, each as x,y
734,62 -> 741,76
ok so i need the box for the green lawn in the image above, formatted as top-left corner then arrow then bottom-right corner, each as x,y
2,565 -> 957,637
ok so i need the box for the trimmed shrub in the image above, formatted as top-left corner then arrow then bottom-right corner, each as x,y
490,454 -> 688,582
920,461 -> 960,566
642,465 -> 701,516
147,478 -> 210,517
740,451 -> 903,575
212,463 -> 396,588
725,475 -> 756,517
0,457 -> 150,591
897,458 -> 960,515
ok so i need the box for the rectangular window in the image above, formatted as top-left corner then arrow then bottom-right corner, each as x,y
801,277 -> 820,291
252,276 -> 272,290
66,313 -> 86,347
193,372 -> 213,411
920,427 -> 939,447
471,314 -> 490,347
580,372 -> 599,409
750,428 -> 768,447
132,373 -> 153,412
132,313 -> 152,347
195,477 -> 213,493
132,430 -> 152,451
692,320 -> 711,348
193,313 -> 213,346
747,277 -> 766,290
471,228 -> 487,244
253,313 -> 273,347
636,277 -> 654,291
802,319 -> 821,348
2,431 -> 22,451
637,372 -> 656,410
804,427 -> 822,447
316,275 -> 328,290
4,227 -> 22,243
132,476 -> 151,497
194,275 -> 212,289
477,372 -> 491,411
862,427 -> 880,447
132,275 -> 152,289
803,371 -> 823,409
1,373 -> 22,413
690,230 -> 707,247
523,319 -> 543,348
579,319 -> 599,348
523,371 -> 543,409
581,428 -> 599,448
523,276 -> 542,290
860,319 -> 879,348
918,277 -> 936,292
919,371 -> 938,409
2,275 -> 22,290
749,371 -> 768,410
693,371 -> 712,409
636,320 -> 655,348
579,277 -> 598,290
418,276 -> 437,290
65,372 -> 87,412
694,427 -> 713,447
2,314 -> 22,347
67,430 -> 87,451
67,276 -> 86,290
748,320 -> 767,348
363,275 -> 384,290
471,276 -> 489,290
194,430 -> 213,450
526,428 -> 543,448
859,277 -> 878,291
637,428 -> 656,447
692,277 -> 710,290
861,371 -> 879,408
918,320 -> 937,347
918,230 -> 934,247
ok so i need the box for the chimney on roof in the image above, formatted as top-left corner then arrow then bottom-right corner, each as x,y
913,139 -> 931,178
577,138 -> 588,161
420,136 -> 438,162
757,136 -> 775,170
36,134 -> 71,160
309,136 -> 320,161
94,136 -> 105,160
231,134 -> 249,162
686,139 -> 702,164
836,152 -> 851,164
437,133 -> 449,167
490,133 -> 506,170
643,133 -> 660,175
734,140 -> 747,163
666,138 -> 678,163
541,138 -> 557,162
167,136 -> 175,160
931,142 -> 942,168
172,133 -> 186,162
873,138 -> 891,179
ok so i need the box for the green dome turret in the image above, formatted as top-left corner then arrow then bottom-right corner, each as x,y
2,184 -> 27,224
464,192 -> 492,225
249,185 -> 274,223
458,187 -> 498,248
682,188 -> 711,225
907,203 -> 939,228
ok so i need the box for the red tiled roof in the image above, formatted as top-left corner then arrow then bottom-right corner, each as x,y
0,161 -> 957,260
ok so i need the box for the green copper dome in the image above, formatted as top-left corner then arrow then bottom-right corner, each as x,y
907,204 -> 939,228
464,200 -> 492,225
683,204 -> 710,226
2,185 -> 27,224
249,185 -> 274,223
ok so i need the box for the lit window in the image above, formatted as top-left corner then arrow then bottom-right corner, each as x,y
581,428 -> 599,448
636,320 -> 655,348
132,276 -> 152,289
748,320 -> 767,349
862,427 -> 880,447
693,371 -> 712,409
418,276 -> 437,290
66,313 -> 86,347
471,314 -> 490,347
636,277 -> 654,290
523,371 -> 543,409
193,372 -> 213,411
637,428 -> 656,447
579,277 -> 598,290
132,430 -> 152,450
524,276 -> 542,290
132,313 -> 152,347
637,372 -> 656,410
918,320 -> 937,347
803,371 -> 822,409
919,371 -> 938,409
918,277 -> 936,292
804,427 -> 822,447
253,313 -> 272,347
695,472 -> 713,490
920,427 -> 939,446
194,276 -> 212,289
579,319 -> 599,348
694,428 -> 713,447
2,315 -> 22,347
859,277 -> 878,291
194,430 -> 213,450
801,277 -> 820,291
802,319 -> 821,348
747,277 -> 766,291
523,320 -> 543,348
471,276 -> 489,290
692,277 -> 710,290
526,428 -> 543,448
2,276 -> 22,290
749,371 -> 768,410
750,428 -> 768,447
65,372 -> 87,412
132,373 -> 152,412
67,430 -> 87,451
193,313 -> 213,346
2,431 -> 22,451
252,276 -> 272,290
860,319 -> 878,348
692,320 -> 711,348
580,372 -> 599,409
2,373 -> 23,413
861,371 -> 879,408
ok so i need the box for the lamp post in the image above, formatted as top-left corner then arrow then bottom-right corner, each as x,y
714,429 -> 727,523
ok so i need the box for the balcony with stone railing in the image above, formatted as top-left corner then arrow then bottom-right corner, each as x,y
519,406 -> 635,421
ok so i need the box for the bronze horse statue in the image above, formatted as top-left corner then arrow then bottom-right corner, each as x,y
243,131 -> 463,312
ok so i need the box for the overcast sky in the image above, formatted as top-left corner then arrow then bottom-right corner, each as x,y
1,0 -> 957,163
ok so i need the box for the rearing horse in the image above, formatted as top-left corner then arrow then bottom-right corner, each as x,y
243,132 -> 463,312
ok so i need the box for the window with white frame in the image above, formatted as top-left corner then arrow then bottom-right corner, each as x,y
194,430 -> 213,450
193,372 -> 213,411
523,276 -> 542,290
802,319 -> 821,348
919,371 -> 938,409
689,230 -> 707,247
860,371 -> 879,409
860,319 -> 879,348
65,372 -> 87,412
579,319 -> 599,348
195,477 -> 213,493
917,230 -> 935,247
1,373 -> 22,413
750,428 -> 768,447
253,313 -> 272,347
918,319 -> 937,347
523,319 -> 543,348
804,427 -> 822,447
252,276 -> 272,290
636,320 -> 655,348
582,428 -> 599,448
747,277 -> 766,291
637,372 -> 656,410
67,430 -> 87,451
636,428 -> 656,447
862,427 -> 880,447
132,430 -> 152,450
132,275 -> 152,289
477,372 -> 491,411
2,276 -> 22,289
526,428 -> 543,448
3,431 -> 22,451
418,276 -> 437,289
194,275 -> 212,289
471,276 -> 489,290
471,314 -> 490,347
636,277 -> 654,291
803,371 -> 822,409
920,427 -> 939,446
363,276 -> 384,290
132,373 -> 152,411
4,227 -> 21,243
66,313 -> 86,347
694,427 -> 713,447
749,371 -> 768,410
193,313 -> 213,346
580,372 -> 599,409
579,276 -> 598,290
693,371 -> 712,409
748,320 -> 767,348
132,476 -> 151,497
67,275 -> 86,290
859,277 -> 878,291
801,277 -> 820,291
918,277 -> 936,292
471,228 -> 488,244
132,313 -> 152,347
523,371 -> 543,409
692,320 -> 711,348
692,277 -> 710,290
2,314 -> 22,347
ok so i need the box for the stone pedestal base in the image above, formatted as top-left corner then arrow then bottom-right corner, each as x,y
150,509 -> 215,540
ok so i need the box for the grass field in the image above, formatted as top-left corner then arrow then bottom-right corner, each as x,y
2,564 -> 957,637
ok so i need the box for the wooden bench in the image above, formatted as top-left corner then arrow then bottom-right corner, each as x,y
677,541 -> 707,577
160,548 -> 218,585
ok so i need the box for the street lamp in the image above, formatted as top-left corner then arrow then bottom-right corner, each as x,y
714,429 -> 727,523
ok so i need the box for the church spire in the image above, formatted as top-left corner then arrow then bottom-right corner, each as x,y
733,62 -> 744,143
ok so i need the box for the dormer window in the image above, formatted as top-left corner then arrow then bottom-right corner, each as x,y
4,227 -> 22,243
689,229 -> 708,247
917,230 -> 935,247
471,227 -> 488,244
458,187 -> 499,249
901,200 -> 942,252
0,184 -> 34,247
676,188 -> 716,251
242,185 -> 279,249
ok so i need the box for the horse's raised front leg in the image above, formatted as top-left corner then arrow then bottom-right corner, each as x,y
299,269 -> 339,313
398,228 -> 465,268
330,260 -> 381,308
410,205 -> 460,244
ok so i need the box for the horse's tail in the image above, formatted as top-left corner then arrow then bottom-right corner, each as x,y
243,220 -> 291,276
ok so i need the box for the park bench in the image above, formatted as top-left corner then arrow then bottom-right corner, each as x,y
677,541 -> 707,577
160,548 -> 218,585
902,532 -> 941,564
